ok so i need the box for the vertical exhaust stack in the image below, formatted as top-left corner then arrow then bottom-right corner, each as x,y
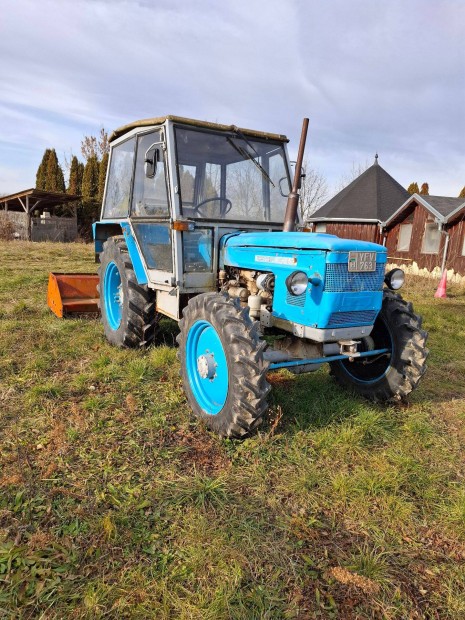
283,117 -> 309,232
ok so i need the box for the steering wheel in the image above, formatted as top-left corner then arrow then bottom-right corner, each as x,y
193,197 -> 232,217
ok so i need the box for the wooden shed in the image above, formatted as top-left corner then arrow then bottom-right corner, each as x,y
307,158 -> 465,276
307,156 -> 409,244
384,194 -> 465,275
0,189 -> 80,242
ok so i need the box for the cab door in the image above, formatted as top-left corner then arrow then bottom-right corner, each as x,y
130,130 -> 175,288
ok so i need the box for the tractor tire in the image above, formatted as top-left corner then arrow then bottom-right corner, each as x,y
177,292 -> 270,438
98,236 -> 159,348
329,289 -> 428,402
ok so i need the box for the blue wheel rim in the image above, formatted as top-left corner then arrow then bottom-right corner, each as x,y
104,261 -> 123,330
186,320 -> 229,415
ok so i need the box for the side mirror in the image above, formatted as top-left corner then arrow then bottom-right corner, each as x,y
278,177 -> 289,198
144,144 -> 159,178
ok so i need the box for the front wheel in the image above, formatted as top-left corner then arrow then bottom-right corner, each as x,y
329,290 -> 428,402
177,293 -> 270,438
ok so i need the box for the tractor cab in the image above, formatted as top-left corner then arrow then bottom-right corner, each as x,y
94,116 -> 293,318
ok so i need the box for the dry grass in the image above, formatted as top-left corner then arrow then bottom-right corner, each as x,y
0,240 -> 465,618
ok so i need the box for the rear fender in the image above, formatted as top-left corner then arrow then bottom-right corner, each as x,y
93,220 -> 148,285
93,221 -> 122,257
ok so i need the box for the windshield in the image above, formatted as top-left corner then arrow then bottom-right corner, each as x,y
175,126 -> 291,223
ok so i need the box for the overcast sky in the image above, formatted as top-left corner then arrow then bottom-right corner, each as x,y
0,0 -> 464,198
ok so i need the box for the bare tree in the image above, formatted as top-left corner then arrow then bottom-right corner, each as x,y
336,159 -> 371,193
81,128 -> 109,162
98,127 -> 110,158
61,149 -> 77,178
299,161 -> 328,221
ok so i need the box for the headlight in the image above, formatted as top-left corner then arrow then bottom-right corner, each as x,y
384,268 -> 405,290
286,271 -> 309,296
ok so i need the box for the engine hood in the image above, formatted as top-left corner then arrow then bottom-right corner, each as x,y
223,231 -> 386,253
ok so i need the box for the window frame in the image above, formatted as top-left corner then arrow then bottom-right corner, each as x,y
130,128 -> 171,220
397,222 -> 413,252
101,135 -> 137,220
421,219 -> 441,254
173,124 -> 292,225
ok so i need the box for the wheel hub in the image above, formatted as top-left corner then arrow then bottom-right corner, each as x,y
114,283 -> 123,306
197,352 -> 217,380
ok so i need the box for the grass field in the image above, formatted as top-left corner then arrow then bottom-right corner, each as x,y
1,241 -> 465,619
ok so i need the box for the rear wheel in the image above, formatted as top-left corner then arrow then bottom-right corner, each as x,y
177,293 -> 270,438
98,236 -> 159,347
329,290 -> 428,402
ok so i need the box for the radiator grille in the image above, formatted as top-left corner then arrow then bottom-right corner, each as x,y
286,290 -> 306,307
325,263 -> 385,292
327,310 -> 377,327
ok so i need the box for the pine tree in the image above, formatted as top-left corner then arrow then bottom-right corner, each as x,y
45,149 -> 65,193
407,182 -> 419,194
36,149 -> 51,189
97,152 -> 109,203
68,156 -> 84,195
78,155 -> 101,233
82,156 -> 100,201
78,162 -> 84,192
459,186 -> 465,199
420,182 -> 429,195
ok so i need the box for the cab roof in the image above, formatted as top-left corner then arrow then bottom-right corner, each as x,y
109,115 -> 289,144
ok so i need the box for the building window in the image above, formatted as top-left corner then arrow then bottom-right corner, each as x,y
315,223 -> 326,233
421,220 -> 441,254
397,223 -> 413,252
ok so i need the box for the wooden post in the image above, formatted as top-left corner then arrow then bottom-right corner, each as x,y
26,195 -> 31,241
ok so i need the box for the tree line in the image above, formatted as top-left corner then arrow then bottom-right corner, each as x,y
35,128 -> 109,237
407,181 -> 465,198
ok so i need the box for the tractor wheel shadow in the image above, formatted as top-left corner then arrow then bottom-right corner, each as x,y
263,366 -> 445,436
265,369 -> 370,433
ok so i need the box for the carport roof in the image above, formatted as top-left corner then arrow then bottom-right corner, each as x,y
0,188 -> 81,213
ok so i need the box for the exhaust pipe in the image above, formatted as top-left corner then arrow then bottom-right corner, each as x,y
283,117 -> 309,232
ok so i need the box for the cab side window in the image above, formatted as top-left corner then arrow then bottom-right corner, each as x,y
132,131 -> 170,217
102,137 -> 135,219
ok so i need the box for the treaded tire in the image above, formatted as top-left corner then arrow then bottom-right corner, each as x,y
329,289 -> 428,402
177,292 -> 270,438
98,236 -> 159,348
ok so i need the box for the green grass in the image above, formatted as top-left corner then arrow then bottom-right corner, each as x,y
1,240 -> 465,618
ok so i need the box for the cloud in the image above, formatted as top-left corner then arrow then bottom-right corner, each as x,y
0,0 -> 463,195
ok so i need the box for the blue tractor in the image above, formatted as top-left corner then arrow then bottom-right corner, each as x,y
91,115 -> 427,437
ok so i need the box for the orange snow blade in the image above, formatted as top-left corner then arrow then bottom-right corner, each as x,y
47,273 -> 100,318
